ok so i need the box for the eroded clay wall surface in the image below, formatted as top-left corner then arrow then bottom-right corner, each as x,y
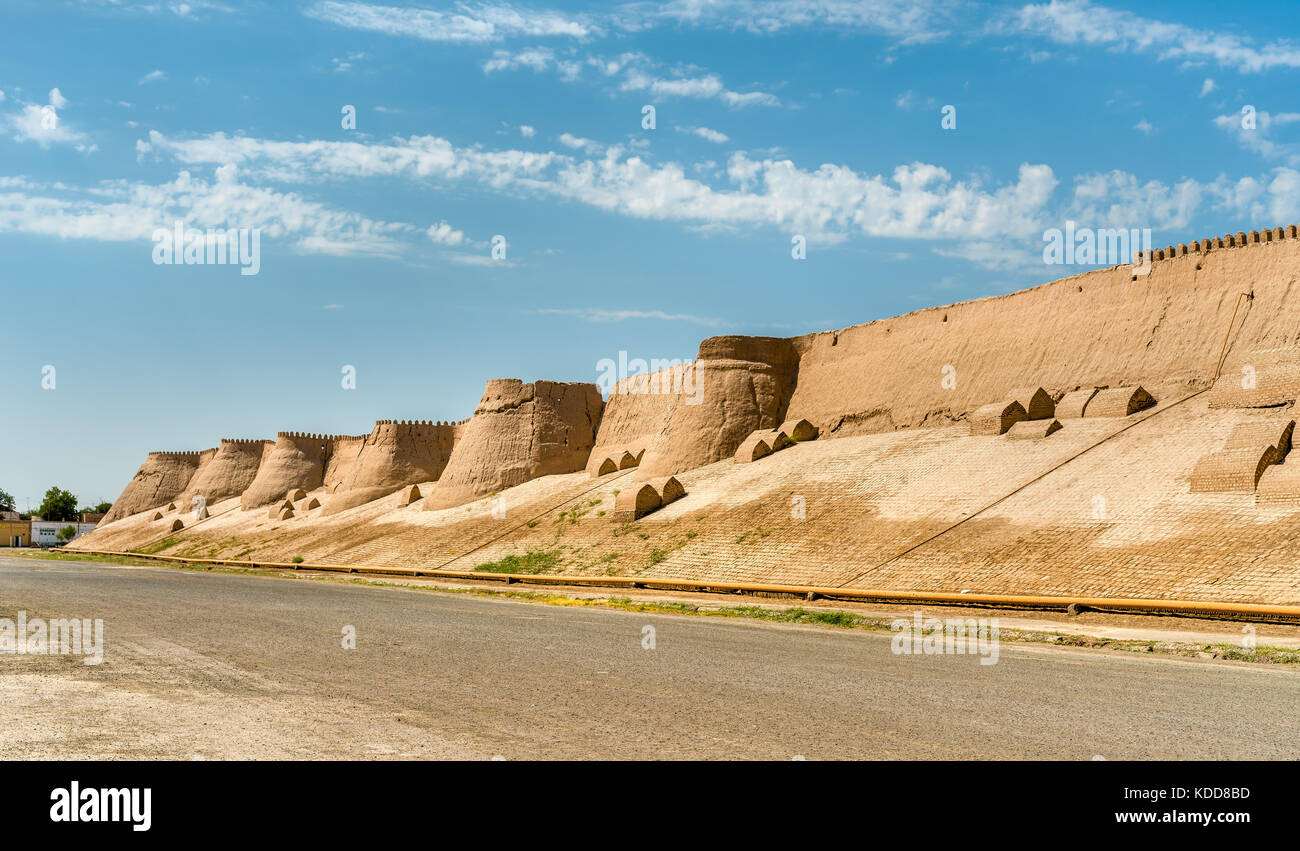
177,439 -> 273,508
322,436 -> 366,493
636,336 -> 799,478
101,451 -> 202,525
324,421 -> 457,515
426,379 -> 604,509
786,235 -> 1300,437
589,363 -> 687,459
241,433 -> 341,509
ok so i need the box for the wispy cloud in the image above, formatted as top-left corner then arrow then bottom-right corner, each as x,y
0,164 -> 415,256
305,1 -> 594,43
536,307 -> 723,326
1001,0 -> 1300,73
485,46 -> 780,108
677,126 -> 730,144
138,129 -> 1061,245
558,132 -> 602,153
1213,109 -> 1300,164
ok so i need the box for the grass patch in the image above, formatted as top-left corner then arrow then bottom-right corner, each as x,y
9,550 -> 161,567
135,537 -> 180,555
474,549 -> 562,575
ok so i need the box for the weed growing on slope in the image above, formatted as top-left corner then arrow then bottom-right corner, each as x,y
474,549 -> 562,575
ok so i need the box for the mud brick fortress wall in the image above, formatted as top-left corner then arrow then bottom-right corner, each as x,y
103,223 -> 1300,518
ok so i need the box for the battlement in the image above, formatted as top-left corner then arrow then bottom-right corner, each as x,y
147,450 -> 203,460
276,431 -> 357,442
373,419 -> 463,427
219,438 -> 272,447
1137,222 -> 1300,264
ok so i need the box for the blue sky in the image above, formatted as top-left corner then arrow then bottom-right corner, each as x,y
2,0 -> 1299,510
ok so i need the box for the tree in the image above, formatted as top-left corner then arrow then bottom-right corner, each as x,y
55,525 -> 77,543
37,487 -> 78,522
79,502 -> 113,515
0,488 -> 14,512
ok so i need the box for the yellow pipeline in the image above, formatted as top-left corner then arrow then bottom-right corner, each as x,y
57,548 -> 1300,622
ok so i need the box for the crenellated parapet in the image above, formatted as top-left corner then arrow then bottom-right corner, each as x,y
369,419 -> 459,437
373,419 -> 460,426
1137,222 -> 1300,265
273,431 -> 365,443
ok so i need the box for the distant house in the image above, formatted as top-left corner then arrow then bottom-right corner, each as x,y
29,520 -> 98,547
1,517 -> 30,547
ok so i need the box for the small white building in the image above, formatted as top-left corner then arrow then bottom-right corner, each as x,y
30,521 -> 98,547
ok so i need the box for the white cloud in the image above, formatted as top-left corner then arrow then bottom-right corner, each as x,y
1134,119 -> 1153,135
446,252 -> 518,267
1066,169 -> 1203,231
139,130 -> 1061,245
331,51 -> 369,72
72,0 -> 238,18
720,90 -> 779,108
678,126 -> 730,144
26,122 -> 1300,277
427,220 -> 468,246
484,46 -> 557,72
138,69 -> 167,85
305,1 -> 594,43
621,68 -> 778,107
1004,0 -> 1300,73
483,47 -> 779,108
1213,109 -> 1300,163
6,90 -> 89,150
0,165 -> 414,256
536,307 -> 722,325
558,132 -> 602,153
1200,78 -> 1217,97
519,124 -> 536,137
895,90 -> 938,111
304,0 -> 954,45
626,0 -> 954,43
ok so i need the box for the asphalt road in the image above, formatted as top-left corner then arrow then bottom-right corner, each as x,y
2,556 -> 1298,759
